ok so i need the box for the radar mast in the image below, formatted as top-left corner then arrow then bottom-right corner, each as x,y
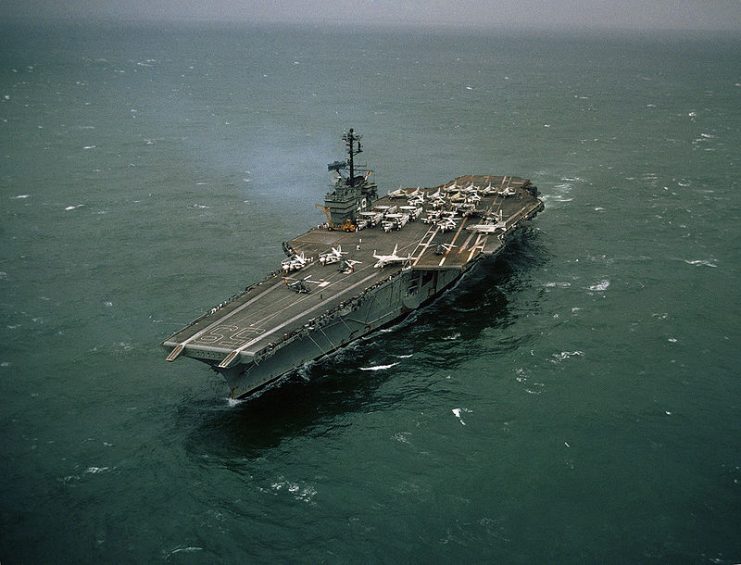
343,128 -> 362,187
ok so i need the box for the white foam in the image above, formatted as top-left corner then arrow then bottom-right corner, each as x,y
65,204 -> 83,211
11,194 -> 30,199
684,259 -> 717,268
270,477 -> 317,502
452,407 -> 471,425
395,354 -> 413,359
551,351 -> 584,363
588,279 -> 610,292
83,145 -> 96,150
360,362 -> 400,371
85,466 -> 109,474
165,546 -> 203,559
442,332 -> 461,341
227,397 -> 248,407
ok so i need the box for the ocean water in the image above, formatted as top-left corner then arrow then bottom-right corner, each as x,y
1,22 -> 740,563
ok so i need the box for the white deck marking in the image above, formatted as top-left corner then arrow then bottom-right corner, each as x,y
412,226 -> 439,267
468,234 -> 486,263
438,215 -> 469,267
177,280 -> 284,347
229,271 -> 381,355
458,232 -> 475,254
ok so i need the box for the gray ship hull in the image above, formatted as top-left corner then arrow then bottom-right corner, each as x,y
218,265 -> 461,398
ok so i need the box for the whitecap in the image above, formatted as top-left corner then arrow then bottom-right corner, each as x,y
551,351 -> 584,362
553,182 -> 573,191
1,361 -> 11,368
12,194 -> 30,199
83,145 -> 96,150
85,466 -> 109,474
165,546 -> 203,559
684,259 -> 717,268
270,477 -> 317,502
544,282 -> 571,288
65,204 -> 83,211
588,279 -> 610,291
442,332 -> 461,341
452,408 -> 468,425
360,362 -> 400,371
395,354 -> 413,359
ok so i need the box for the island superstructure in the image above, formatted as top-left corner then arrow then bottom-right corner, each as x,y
162,129 -> 544,399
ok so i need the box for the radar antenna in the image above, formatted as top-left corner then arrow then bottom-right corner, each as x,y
342,128 -> 362,187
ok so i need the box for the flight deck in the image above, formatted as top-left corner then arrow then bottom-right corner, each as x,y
163,174 -> 542,371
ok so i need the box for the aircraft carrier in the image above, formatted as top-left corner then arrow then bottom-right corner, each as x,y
162,129 -> 544,399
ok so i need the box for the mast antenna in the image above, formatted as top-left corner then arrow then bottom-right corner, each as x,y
342,128 -> 363,187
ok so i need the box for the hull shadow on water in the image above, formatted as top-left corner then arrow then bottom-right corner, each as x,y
180,228 -> 548,457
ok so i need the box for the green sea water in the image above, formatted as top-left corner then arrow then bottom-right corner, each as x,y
1,22 -> 740,563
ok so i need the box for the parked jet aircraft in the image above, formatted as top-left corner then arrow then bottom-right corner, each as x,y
319,245 -> 347,265
373,244 -> 412,268
281,251 -> 308,273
